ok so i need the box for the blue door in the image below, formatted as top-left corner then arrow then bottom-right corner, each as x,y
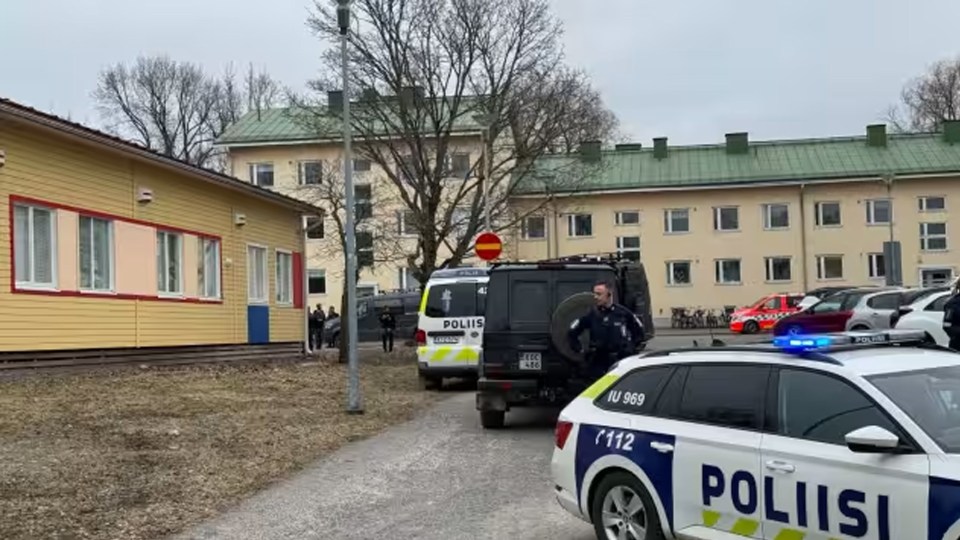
247,305 -> 270,344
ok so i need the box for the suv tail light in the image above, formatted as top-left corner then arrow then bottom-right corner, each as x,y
415,329 -> 426,345
555,420 -> 574,449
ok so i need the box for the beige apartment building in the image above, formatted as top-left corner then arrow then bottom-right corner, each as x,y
508,125 -> 960,318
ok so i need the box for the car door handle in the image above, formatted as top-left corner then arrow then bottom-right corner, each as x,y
650,442 -> 674,454
765,460 -> 795,473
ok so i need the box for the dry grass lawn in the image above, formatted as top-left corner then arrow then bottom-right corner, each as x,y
0,350 -> 444,540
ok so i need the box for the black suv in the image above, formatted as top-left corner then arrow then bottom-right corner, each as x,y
476,255 -> 653,429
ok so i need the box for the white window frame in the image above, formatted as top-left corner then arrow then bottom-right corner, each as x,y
305,216 -> 324,240
714,258 -> 742,285
615,236 -> 641,262
78,215 -> 115,293
867,252 -> 885,280
666,260 -> 692,286
865,198 -> 893,225
615,210 -> 641,226
566,213 -> 593,237
521,215 -> 547,240
157,230 -> 184,296
713,206 -> 739,232
814,201 -> 842,227
398,210 -> 417,236
275,249 -> 294,305
248,162 -> 274,187
308,268 -> 327,295
13,203 -> 58,290
247,244 -> 269,304
664,208 -> 690,234
919,195 -> 946,212
764,256 -> 792,283
297,160 -> 323,186
920,222 -> 948,251
816,254 -> 844,280
197,237 -> 221,299
353,158 -> 372,173
762,203 -> 790,230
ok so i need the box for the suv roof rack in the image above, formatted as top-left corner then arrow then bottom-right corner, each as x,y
490,252 -> 643,270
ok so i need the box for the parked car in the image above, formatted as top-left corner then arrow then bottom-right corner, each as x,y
796,285 -> 868,310
894,289 -> 953,346
773,287 -> 902,335
728,292 -> 805,334
324,290 -> 422,347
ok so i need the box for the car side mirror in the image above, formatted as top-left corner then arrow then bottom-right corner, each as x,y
844,426 -> 901,453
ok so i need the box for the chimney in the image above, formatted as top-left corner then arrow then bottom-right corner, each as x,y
327,90 -> 344,112
653,137 -> 668,159
578,140 -> 602,163
944,120 -> 960,144
866,124 -> 887,147
615,143 -> 643,151
726,132 -> 749,155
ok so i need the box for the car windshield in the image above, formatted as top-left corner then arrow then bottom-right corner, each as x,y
868,365 -> 960,453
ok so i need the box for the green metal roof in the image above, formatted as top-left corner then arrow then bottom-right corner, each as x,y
518,131 -> 960,194
217,103 -> 483,146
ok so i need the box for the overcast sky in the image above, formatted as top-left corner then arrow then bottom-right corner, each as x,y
2,0 -> 958,145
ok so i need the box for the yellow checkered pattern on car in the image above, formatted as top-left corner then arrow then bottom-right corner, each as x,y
418,346 -> 480,365
701,510 -> 842,539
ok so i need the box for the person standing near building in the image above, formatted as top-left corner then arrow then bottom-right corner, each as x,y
567,281 -> 645,382
379,308 -> 397,352
943,281 -> 960,350
311,304 -> 326,351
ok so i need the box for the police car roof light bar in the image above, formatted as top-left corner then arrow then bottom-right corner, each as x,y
771,329 -> 929,353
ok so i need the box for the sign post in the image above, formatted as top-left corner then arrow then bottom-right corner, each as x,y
474,231 -> 503,262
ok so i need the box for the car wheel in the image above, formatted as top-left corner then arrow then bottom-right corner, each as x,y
480,410 -> 505,429
418,373 -> 441,391
743,320 -> 760,334
591,471 -> 665,540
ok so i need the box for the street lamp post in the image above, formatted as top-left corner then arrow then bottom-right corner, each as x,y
339,0 -> 363,414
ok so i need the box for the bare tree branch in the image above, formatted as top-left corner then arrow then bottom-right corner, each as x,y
887,55 -> 960,133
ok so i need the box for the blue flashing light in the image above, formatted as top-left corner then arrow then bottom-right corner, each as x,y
772,329 -> 929,353
773,334 -> 838,351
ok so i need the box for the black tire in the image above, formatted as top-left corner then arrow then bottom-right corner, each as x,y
742,320 -> 760,334
418,373 -> 441,391
622,263 -> 654,335
551,292 -> 595,362
480,410 -> 505,429
591,472 -> 666,540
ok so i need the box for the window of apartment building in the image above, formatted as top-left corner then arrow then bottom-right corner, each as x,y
78,215 -> 114,292
157,230 -> 183,295
308,269 -> 327,295
920,222 -> 948,251
765,256 -> 791,282
919,196 -> 946,212
762,203 -> 789,229
816,255 -> 844,280
450,207 -> 470,240
398,210 -> 418,235
248,162 -> 274,187
13,203 -> 57,289
198,237 -> 221,299
714,259 -> 742,284
355,184 -> 373,220
306,216 -> 324,239
868,253 -> 885,279
448,153 -> 471,178
866,199 -> 892,225
667,261 -> 691,285
353,158 -> 372,172
521,215 -> 546,239
713,206 -> 739,231
298,160 -> 323,185
616,236 -> 641,262
398,267 -> 417,290
664,208 -> 690,233
275,250 -> 293,305
815,201 -> 842,227
247,245 -> 268,304
615,210 -> 640,226
567,213 -> 593,237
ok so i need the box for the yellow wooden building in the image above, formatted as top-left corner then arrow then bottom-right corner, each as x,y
0,98 -> 318,359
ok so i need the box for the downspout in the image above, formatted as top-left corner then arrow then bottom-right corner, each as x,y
301,214 -> 310,354
799,183 -> 809,293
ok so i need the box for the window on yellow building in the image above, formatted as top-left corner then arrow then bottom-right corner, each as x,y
198,237 -> 221,299
13,203 -> 57,289
868,253 -> 885,279
714,259 -> 742,284
157,231 -> 183,295
616,236 -> 641,262
815,201 -> 842,226
920,222 -> 948,251
866,199 -> 892,225
567,214 -> 592,237
308,269 -> 327,295
521,215 -> 546,239
663,209 -> 689,233
79,215 -> 114,292
298,161 -> 323,185
353,158 -> 372,172
816,255 -> 844,280
276,250 -> 293,305
306,216 -> 324,240
666,261 -> 691,286
762,203 -> 789,230
615,211 -> 640,226
247,245 -> 268,304
764,256 -> 792,282
919,196 -> 946,212
248,163 -> 274,187
398,210 -> 418,235
713,206 -> 739,231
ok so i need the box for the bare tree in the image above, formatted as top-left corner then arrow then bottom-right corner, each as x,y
92,55 -> 285,170
295,0 -> 617,287
886,56 -> 960,132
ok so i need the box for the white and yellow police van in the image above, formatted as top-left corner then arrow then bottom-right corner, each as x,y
551,329 -> 960,540
415,267 -> 489,390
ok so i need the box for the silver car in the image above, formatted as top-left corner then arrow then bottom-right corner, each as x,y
844,287 -> 944,331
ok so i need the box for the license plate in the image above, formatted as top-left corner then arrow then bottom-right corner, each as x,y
433,336 -> 459,344
518,352 -> 542,370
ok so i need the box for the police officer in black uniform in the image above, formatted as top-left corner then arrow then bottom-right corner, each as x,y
567,280 -> 645,381
943,281 -> 960,350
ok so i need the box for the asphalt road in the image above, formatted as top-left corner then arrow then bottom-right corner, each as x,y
174,332 -> 761,540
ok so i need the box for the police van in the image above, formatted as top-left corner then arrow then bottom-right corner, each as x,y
551,329 -> 960,540
415,267 -> 489,390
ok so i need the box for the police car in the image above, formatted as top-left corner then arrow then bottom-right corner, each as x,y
415,267 -> 489,390
551,329 -> 960,540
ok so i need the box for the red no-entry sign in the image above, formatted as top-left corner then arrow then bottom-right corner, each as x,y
474,232 -> 503,261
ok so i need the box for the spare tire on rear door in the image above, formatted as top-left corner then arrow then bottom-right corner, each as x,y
550,292 -> 595,362
620,262 -> 654,335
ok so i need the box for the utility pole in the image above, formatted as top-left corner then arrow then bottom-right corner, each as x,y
339,0 -> 363,414
483,126 -> 492,233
